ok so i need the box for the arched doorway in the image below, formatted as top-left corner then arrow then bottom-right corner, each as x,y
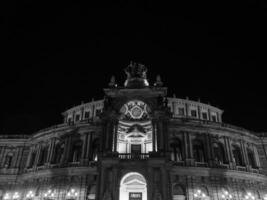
120,172 -> 147,200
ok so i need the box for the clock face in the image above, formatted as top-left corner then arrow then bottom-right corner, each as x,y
120,100 -> 149,120
131,106 -> 143,119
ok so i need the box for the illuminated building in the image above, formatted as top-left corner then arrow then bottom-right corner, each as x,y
0,62 -> 267,200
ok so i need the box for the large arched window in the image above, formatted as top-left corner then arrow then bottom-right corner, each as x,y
51,142 -> 64,164
213,142 -> 226,164
69,139 -> 83,163
193,139 -> 206,162
170,138 -> 183,162
232,145 -> 244,166
173,184 -> 186,200
247,148 -> 257,168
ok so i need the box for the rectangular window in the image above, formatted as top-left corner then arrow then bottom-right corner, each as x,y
212,115 -> 217,122
84,111 -> 90,119
191,110 -> 197,117
75,114 -> 80,121
202,112 -> 208,120
178,107 -> 185,115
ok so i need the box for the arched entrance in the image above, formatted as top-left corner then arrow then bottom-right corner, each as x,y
120,172 -> 147,200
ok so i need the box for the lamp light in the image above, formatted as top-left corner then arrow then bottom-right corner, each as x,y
194,189 -> 207,199
221,189 -> 232,200
66,188 -> 78,199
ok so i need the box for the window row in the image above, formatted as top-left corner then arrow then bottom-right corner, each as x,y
173,107 -> 219,122
27,138 -> 99,168
169,138 -> 258,168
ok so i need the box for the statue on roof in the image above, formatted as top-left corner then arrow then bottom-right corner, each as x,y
124,61 -> 148,79
124,61 -> 149,88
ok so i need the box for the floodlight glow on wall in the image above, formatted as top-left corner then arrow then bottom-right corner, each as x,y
12,192 -> 19,200
26,191 -> 34,199
245,192 -> 255,200
3,192 -> 20,200
66,188 -> 78,198
3,193 -> 11,200
194,189 -> 207,199
221,190 -> 232,200
44,190 -> 56,198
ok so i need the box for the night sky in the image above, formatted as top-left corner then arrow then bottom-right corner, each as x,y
1,1 -> 267,134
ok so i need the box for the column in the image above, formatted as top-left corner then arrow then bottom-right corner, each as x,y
223,136 -> 231,164
227,138 -> 234,162
240,141 -> 249,166
185,132 -> 193,166
62,136 -> 71,164
183,132 -> 188,159
159,121 -> 165,151
185,102 -> 190,117
252,145 -> 261,168
81,133 -> 88,160
0,146 -> 6,168
206,134 -> 214,166
14,147 -> 23,168
34,144 -> 41,168
105,122 -> 111,151
81,107 -> 84,120
113,121 -> 118,152
197,105 -> 201,119
26,147 -> 33,168
152,120 -> 156,152
187,132 -> 193,159
208,108 -> 211,121
48,139 -> 56,164
86,132 -> 92,160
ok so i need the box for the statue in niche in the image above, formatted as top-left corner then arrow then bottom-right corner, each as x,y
124,61 -> 148,79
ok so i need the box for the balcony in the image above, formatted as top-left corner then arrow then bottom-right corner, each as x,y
118,153 -> 150,160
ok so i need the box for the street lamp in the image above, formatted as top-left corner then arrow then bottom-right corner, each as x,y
194,189 -> 207,199
244,192 -> 255,200
12,192 -> 19,200
3,192 -> 20,200
44,190 -> 56,199
221,190 -> 233,200
3,193 -> 11,200
66,189 -> 78,199
25,191 -> 34,199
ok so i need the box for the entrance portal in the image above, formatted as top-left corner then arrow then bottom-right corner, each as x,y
119,172 -> 147,200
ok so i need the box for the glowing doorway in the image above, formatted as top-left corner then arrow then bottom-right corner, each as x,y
119,172 -> 147,200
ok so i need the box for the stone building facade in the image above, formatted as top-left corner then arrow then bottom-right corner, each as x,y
0,63 -> 267,200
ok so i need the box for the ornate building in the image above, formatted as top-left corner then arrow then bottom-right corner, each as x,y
0,62 -> 267,200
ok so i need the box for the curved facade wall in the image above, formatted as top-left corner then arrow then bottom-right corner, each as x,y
0,65 -> 267,200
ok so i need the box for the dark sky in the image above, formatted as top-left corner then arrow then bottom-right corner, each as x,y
1,1 -> 267,134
